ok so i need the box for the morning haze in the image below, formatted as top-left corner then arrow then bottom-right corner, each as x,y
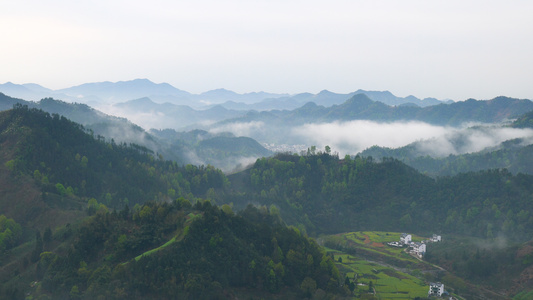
1,1 -> 533,299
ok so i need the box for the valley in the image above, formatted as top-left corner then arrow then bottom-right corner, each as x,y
0,83 -> 533,299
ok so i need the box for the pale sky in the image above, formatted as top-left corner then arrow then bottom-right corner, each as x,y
1,0 -> 533,100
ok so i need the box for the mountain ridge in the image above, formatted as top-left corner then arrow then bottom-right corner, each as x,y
0,79 -> 453,110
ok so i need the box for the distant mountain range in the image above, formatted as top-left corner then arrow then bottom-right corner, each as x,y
0,78 -> 452,110
199,94 -> 533,151
0,93 -> 271,172
217,94 -> 533,127
2,79 -> 533,174
110,97 -> 246,129
219,89 -> 450,111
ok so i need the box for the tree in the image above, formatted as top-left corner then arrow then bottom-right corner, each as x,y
70,285 -> 80,299
31,231 -> 43,262
55,183 -> 66,196
300,277 -> 317,297
81,156 -> 88,168
43,227 -> 52,245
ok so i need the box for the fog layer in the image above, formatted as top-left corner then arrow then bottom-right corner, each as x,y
291,121 -> 533,157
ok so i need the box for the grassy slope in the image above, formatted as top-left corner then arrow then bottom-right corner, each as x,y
132,212 -> 201,261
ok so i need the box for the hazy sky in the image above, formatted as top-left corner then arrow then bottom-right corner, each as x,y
2,0 -> 533,100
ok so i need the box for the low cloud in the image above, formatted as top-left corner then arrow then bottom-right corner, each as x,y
291,121 -> 449,156
415,126 -> 533,157
291,121 -> 533,157
225,156 -> 259,173
96,104 -> 168,130
209,121 -> 265,137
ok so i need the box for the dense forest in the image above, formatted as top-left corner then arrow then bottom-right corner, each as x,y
24,202 -> 344,299
228,151 -> 533,242
1,104 -> 228,209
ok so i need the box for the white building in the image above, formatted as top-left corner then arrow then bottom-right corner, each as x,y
387,241 -> 403,247
428,282 -> 444,297
400,233 -> 412,244
411,242 -> 426,257
431,234 -> 442,242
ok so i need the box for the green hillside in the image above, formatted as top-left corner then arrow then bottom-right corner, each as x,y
228,152 -> 533,242
0,107 -> 345,299
0,94 -> 273,171
18,202 -> 344,299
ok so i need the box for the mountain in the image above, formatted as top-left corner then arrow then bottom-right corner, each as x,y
218,89 -> 451,111
110,97 -> 245,130
317,94 -> 533,125
512,109 -> 533,128
361,138 -> 533,176
209,94 -> 533,147
227,152 -> 533,244
1,80 -> 451,112
352,89 -> 449,107
55,78 -> 192,105
198,88 -> 288,104
359,109 -> 533,176
0,82 -> 50,102
0,83 -> 73,102
0,92 -> 165,158
0,94 -> 272,170
0,105 -> 230,208
0,92 -> 26,110
0,80 -> 291,108
149,128 -> 272,172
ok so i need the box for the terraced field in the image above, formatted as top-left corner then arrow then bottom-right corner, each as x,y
322,231 -> 464,299
329,251 -> 428,299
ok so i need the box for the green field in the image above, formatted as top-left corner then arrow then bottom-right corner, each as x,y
323,231 -> 441,299
329,250 -> 428,299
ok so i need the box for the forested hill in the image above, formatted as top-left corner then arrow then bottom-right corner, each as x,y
0,93 -> 161,156
359,111 -> 533,176
0,93 -> 273,171
17,202 -> 344,299
0,105 -> 227,212
298,95 -> 533,125
360,138 -> 533,176
228,152 -> 533,240
512,109 -> 533,128
0,106 -> 346,299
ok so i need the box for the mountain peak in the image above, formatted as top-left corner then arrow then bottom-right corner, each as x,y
346,93 -> 373,103
317,89 -> 334,95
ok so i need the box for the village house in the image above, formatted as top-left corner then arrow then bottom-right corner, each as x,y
410,242 -> 426,257
428,282 -> 444,297
400,233 -> 411,245
430,234 -> 442,242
